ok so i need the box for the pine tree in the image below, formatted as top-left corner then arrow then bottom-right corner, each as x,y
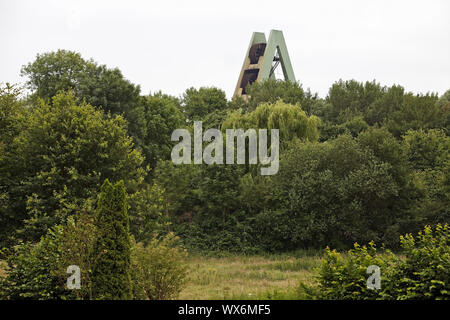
92,179 -> 132,299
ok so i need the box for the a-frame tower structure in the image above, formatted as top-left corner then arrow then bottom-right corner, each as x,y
234,30 -> 296,98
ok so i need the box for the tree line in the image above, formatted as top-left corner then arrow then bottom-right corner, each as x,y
0,49 -> 449,256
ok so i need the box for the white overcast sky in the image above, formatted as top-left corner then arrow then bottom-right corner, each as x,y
1,0 -> 449,99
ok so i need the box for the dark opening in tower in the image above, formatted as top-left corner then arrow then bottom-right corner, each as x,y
248,43 -> 266,64
240,69 -> 259,94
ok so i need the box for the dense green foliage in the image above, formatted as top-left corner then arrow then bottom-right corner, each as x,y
0,49 -> 449,299
139,93 -> 185,173
0,211 -> 95,300
20,50 -> 146,150
243,80 -> 316,113
0,90 -> 145,245
0,226 -> 73,300
182,87 -> 228,121
222,99 -> 320,144
131,233 -> 188,300
259,134 -> 406,250
311,224 -> 449,300
0,204 -> 186,300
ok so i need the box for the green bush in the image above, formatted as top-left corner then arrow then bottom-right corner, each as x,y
0,226 -> 73,300
0,210 -> 96,300
131,233 -> 188,300
315,242 -> 396,300
55,210 -> 97,300
384,224 -> 450,299
310,224 -> 449,300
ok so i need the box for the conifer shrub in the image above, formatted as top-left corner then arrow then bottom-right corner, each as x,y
91,179 -> 132,300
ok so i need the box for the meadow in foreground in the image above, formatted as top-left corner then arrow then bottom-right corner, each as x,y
179,251 -> 322,300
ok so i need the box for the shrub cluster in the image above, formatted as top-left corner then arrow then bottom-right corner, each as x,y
0,180 -> 188,300
306,224 -> 449,300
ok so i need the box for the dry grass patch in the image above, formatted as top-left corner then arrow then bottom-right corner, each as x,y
179,253 -> 322,300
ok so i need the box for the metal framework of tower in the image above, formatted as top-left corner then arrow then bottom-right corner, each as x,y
234,30 -> 296,98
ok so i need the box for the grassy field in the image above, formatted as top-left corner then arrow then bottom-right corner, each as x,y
0,252 -> 323,300
179,251 -> 323,300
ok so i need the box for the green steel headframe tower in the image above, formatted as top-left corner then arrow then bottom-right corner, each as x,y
234,30 -> 296,98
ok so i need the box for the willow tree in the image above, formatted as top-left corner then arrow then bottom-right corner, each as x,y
222,99 -> 321,146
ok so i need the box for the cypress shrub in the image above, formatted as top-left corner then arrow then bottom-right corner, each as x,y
92,179 -> 132,299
